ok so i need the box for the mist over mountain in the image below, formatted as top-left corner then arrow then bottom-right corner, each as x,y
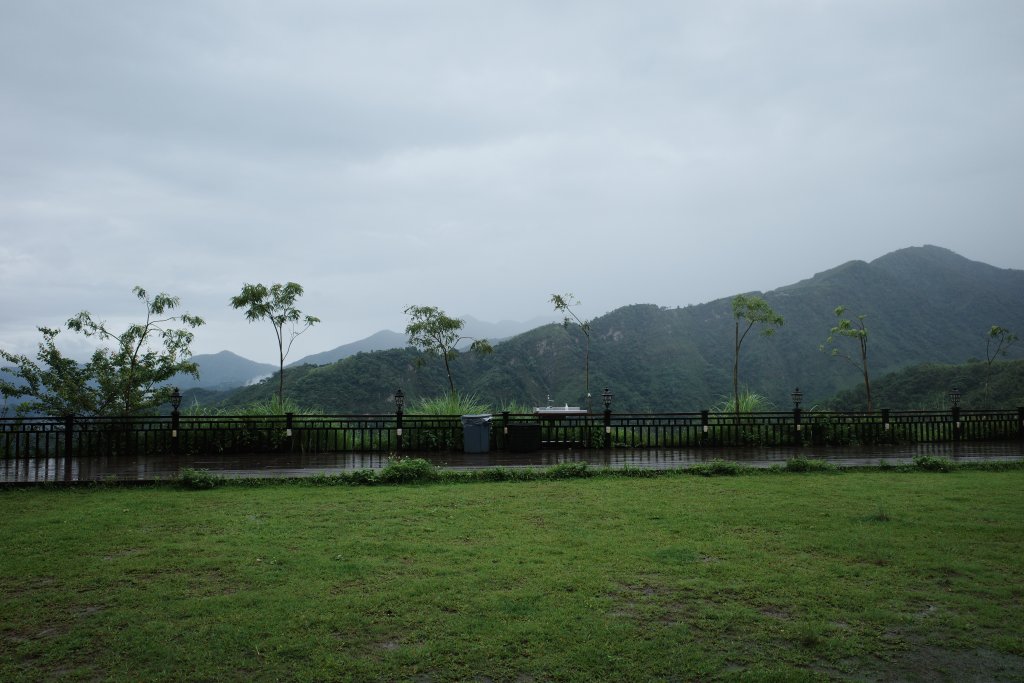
284,316 -> 559,369
197,246 -> 1024,412
173,351 -> 276,391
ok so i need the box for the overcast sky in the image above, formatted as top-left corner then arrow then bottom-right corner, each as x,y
2,1 -> 1022,365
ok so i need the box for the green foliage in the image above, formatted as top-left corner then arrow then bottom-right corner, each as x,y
785,457 -> 837,473
0,286 -> 204,417
377,457 -> 441,484
985,325 -> 1018,406
987,325 -> 1018,364
404,305 -> 492,395
830,359 -> 1024,410
496,398 -> 533,414
913,454 -> 958,472
230,281 -> 319,404
688,459 -> 744,476
186,395 -> 320,417
198,246 -> 1024,413
545,462 -> 593,479
712,389 -> 775,414
551,292 -> 593,410
822,305 -> 872,410
176,467 -> 224,489
731,294 -> 784,419
408,392 -> 491,416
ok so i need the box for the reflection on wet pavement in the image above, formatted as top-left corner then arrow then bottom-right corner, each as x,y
2,442 -> 1021,483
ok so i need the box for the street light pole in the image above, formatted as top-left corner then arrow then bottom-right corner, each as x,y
170,387 -> 182,455
394,389 -> 405,453
602,387 -> 613,449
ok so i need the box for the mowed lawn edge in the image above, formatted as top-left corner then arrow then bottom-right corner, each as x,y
2,470 -> 1023,682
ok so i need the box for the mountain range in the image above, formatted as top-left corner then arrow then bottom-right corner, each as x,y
185,246 -> 1024,412
176,315 -> 560,391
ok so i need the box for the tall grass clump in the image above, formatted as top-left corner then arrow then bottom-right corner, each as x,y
185,396 -> 321,416
712,389 -> 775,415
496,398 -> 534,414
409,392 -> 491,416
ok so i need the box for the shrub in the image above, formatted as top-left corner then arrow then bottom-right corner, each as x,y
545,462 -> 593,480
913,455 -> 958,472
177,467 -> 224,490
377,457 -> 440,484
689,459 -> 742,476
785,457 -> 837,473
467,468 -> 536,482
344,469 -> 378,485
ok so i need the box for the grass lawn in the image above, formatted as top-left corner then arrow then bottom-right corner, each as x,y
2,469 -> 1023,681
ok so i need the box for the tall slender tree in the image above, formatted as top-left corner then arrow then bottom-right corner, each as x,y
984,325 -> 1018,406
821,306 -> 872,411
230,282 -> 319,406
731,294 -> 784,421
550,293 -> 592,411
404,305 -> 492,395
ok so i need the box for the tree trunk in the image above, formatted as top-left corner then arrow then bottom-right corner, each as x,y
733,321 -> 740,422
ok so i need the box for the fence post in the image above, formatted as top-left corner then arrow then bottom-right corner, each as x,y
881,408 -> 890,444
171,406 -> 181,455
63,414 -> 74,460
1018,407 -> 1024,442
501,411 -> 510,450
951,405 -> 961,443
285,412 -> 294,452
700,409 -> 709,446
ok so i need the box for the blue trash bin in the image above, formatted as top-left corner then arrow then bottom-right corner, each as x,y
461,414 -> 492,453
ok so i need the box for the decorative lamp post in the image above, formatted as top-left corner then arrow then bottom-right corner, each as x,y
170,387 -> 182,454
791,387 -> 803,436
394,389 -> 405,452
948,387 -> 962,442
602,387 -> 613,449
948,387 -> 961,408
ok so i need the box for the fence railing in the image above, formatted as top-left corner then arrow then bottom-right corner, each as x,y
2,408 -> 1022,459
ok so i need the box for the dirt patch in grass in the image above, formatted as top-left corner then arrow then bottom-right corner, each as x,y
824,646 -> 1024,682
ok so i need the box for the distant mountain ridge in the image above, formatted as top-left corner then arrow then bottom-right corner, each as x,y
287,330 -> 408,368
182,316 -> 561,389
174,351 -> 276,391
199,246 -> 1024,412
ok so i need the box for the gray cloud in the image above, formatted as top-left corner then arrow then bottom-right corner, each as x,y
2,1 -> 1022,363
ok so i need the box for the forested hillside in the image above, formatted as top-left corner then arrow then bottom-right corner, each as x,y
828,360 -> 1024,411
205,246 -> 1024,413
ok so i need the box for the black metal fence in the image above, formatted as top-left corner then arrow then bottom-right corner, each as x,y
3,407 -> 1022,459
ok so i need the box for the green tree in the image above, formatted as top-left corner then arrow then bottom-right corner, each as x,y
821,306 -> 872,411
0,286 -> 204,416
230,282 -> 319,405
985,325 -> 1018,406
550,293 -> 592,411
404,305 -> 492,396
731,294 -> 783,420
